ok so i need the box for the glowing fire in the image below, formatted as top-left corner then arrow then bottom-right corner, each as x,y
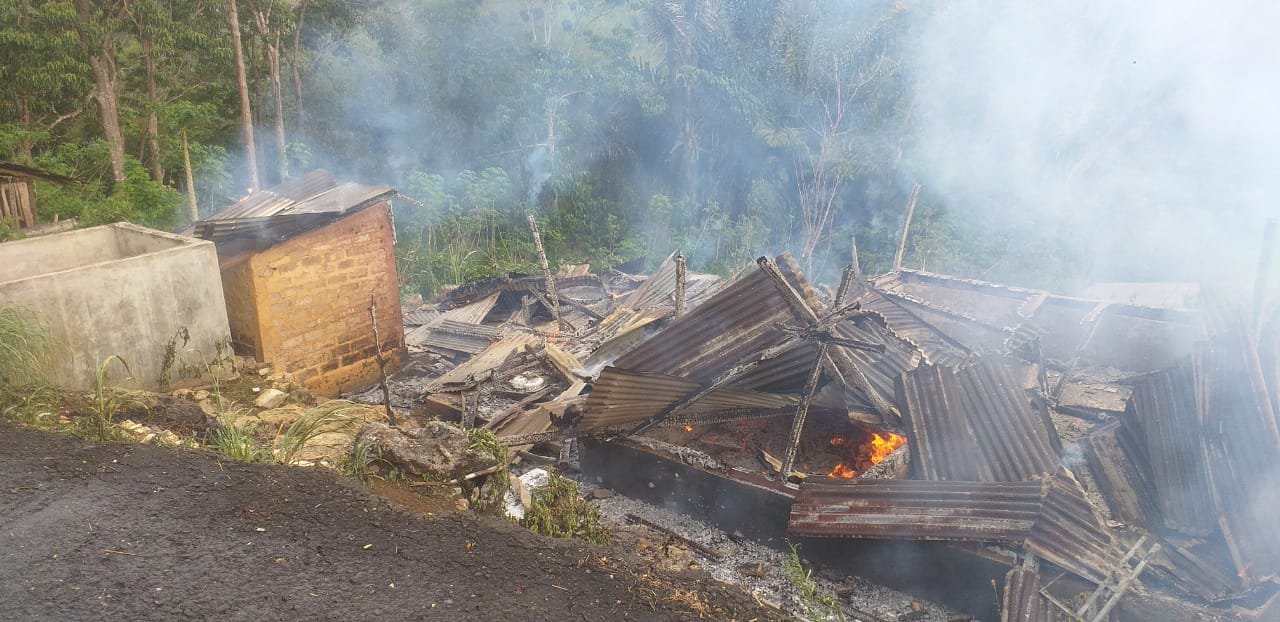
826,431 -> 908,479
827,462 -> 857,478
869,432 -> 908,464
683,425 -> 694,433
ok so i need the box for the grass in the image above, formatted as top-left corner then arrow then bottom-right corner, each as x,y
79,355 -> 146,442
271,401 -> 364,465
783,541 -> 845,622
0,307 -> 48,389
465,427 -> 510,511
1,385 -> 62,430
209,410 -> 266,462
521,469 -> 609,545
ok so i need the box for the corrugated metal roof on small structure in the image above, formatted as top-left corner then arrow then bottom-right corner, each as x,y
897,357 -> 1061,482
191,170 -> 395,244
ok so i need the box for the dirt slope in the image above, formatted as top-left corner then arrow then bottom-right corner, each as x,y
0,421 -> 783,621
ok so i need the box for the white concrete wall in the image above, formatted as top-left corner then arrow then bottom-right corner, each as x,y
0,223 -> 232,390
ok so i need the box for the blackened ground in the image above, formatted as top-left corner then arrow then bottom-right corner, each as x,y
0,421 -> 783,621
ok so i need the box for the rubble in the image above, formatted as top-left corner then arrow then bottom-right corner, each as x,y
354,421 -> 500,482
335,247 -> 1280,622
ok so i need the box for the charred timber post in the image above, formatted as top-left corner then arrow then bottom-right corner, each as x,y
1255,218 -> 1277,328
527,214 -> 562,327
779,342 -> 828,480
892,184 -> 921,271
675,253 -> 687,317
368,293 -> 395,427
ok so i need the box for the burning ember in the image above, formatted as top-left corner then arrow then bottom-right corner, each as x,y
826,431 -> 908,478
683,425 -> 694,433
828,462 -> 857,478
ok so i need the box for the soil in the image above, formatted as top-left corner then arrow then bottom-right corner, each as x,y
0,421 -> 784,621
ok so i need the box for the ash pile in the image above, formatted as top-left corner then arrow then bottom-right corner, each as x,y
365,248 -> 1280,622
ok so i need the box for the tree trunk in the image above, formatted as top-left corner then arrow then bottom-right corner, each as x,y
291,0 -> 307,138
14,98 -> 34,161
182,130 -> 198,222
268,34 -> 287,180
141,35 -> 164,182
88,51 -> 126,182
227,0 -> 260,192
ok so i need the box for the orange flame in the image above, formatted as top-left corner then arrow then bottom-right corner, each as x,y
868,432 -> 907,464
828,436 -> 847,447
683,425 -> 694,433
827,462 -> 857,478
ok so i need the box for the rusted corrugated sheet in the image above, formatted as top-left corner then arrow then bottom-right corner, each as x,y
1002,566 -> 1071,622
581,367 -> 803,430
787,478 -> 1044,542
898,357 -> 1061,482
1129,362 -> 1217,536
1148,537 -> 1241,603
856,288 -> 973,367
440,293 -> 499,324
403,307 -> 438,327
622,252 -> 677,309
192,170 -> 395,244
613,255 -> 805,383
1025,469 -> 1122,585
1196,320 -> 1280,587
1083,420 -> 1161,531
405,319 -> 502,354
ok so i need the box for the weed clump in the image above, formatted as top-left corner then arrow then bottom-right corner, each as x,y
522,470 -> 609,545
783,541 -> 845,622
0,307 -> 48,391
209,411 -> 266,462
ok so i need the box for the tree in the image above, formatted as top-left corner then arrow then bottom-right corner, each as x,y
73,0 -> 131,181
227,0 -> 260,191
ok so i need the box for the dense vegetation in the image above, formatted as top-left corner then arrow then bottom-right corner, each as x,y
1,1 -> 1186,294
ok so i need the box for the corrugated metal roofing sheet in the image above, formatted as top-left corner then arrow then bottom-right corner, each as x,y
622,252 -> 678,309
405,319 -> 503,354
1083,420 -> 1161,531
1001,566 -> 1072,622
1129,362 -> 1217,536
787,478 -> 1044,542
1024,468 -> 1122,585
440,293 -> 499,324
897,357 -> 1061,482
581,367 -> 804,430
192,170 -> 395,244
1197,319 -> 1280,587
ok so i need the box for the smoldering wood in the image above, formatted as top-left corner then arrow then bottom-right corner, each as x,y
527,213 -> 562,327
368,294 -> 395,427
893,183 -> 921,271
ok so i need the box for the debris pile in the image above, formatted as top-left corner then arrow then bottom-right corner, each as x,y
367,249 -> 1278,622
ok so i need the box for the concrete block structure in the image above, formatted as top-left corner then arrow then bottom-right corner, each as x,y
192,170 -> 405,397
0,222 -> 233,390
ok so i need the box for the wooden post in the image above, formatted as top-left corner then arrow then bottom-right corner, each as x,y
893,184 -> 921,271
527,214 -> 562,327
369,293 -> 395,427
675,253 -> 687,317
182,130 -> 199,222
779,343 -> 827,481
1255,219 -> 1277,328
850,235 -> 862,281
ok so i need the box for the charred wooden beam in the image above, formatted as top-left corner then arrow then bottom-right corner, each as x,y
625,513 -> 724,561
527,213 -> 562,326
779,342 -> 828,480
893,184 -> 921,271
675,253 -> 687,317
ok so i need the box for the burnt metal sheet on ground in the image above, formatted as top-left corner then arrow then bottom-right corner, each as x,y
621,252 -> 677,309
1129,361 -> 1217,536
897,357 -> 1061,482
1196,321 -> 1280,587
1025,469 -> 1122,586
1001,566 -> 1071,622
1147,536 -> 1242,603
405,319 -> 503,355
787,478 -> 1044,542
884,269 -> 1037,331
439,293 -> 500,324
581,367 -> 804,430
1083,420 -> 1161,532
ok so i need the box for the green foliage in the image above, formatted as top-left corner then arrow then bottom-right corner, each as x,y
465,427 -> 510,511
81,355 -> 146,442
209,411 -> 266,463
783,541 -> 845,622
271,401 -> 363,465
0,307 -> 48,390
521,470 -> 609,545
337,438 -> 376,479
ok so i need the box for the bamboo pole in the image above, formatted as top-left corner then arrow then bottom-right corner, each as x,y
369,293 -> 395,427
893,184 -> 921,271
527,214 -> 562,327
675,253 -> 687,317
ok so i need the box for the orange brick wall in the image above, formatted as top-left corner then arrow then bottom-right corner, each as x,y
221,202 -> 405,397
219,254 -> 264,359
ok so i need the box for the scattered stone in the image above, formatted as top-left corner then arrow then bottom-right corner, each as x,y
454,498 -> 469,512
738,562 -> 767,578
258,367 -> 272,376
590,487 -> 613,500
197,399 -> 219,417
193,390 -> 210,401
354,421 -> 500,482
254,388 -> 289,409
171,388 -> 194,400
